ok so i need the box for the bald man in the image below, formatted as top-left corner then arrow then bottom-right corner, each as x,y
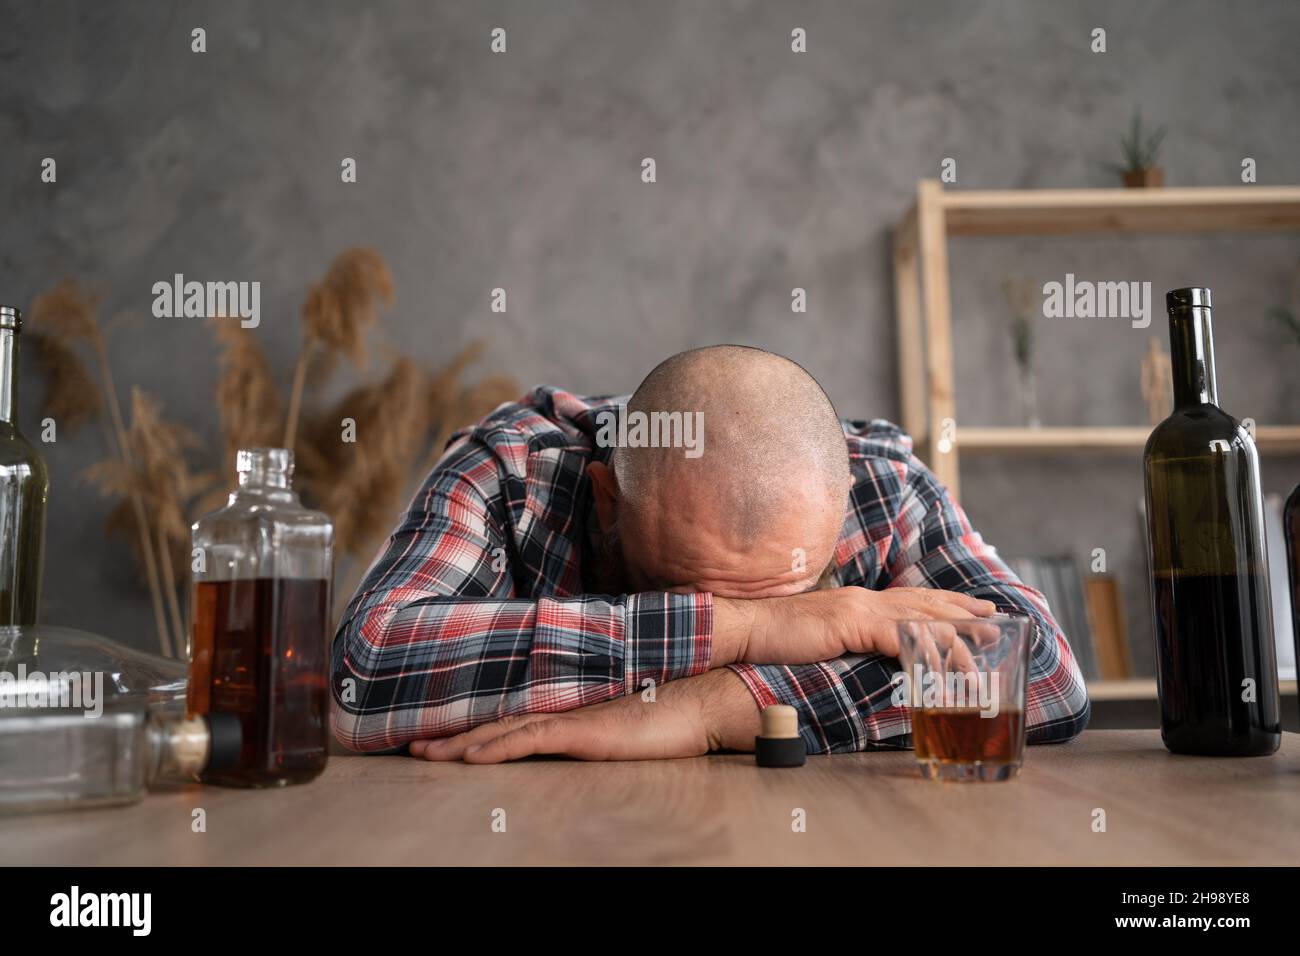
332,346 -> 1090,760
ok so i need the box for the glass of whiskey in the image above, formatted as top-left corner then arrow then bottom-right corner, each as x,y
896,614 -> 1032,782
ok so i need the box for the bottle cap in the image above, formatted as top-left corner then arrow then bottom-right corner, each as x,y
1166,287 -> 1211,312
755,705 -> 806,767
236,447 -> 294,489
237,447 -> 293,476
204,712 -> 244,771
0,305 -> 20,331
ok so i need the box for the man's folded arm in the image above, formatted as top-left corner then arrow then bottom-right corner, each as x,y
331,458 -> 713,752
726,453 -> 1090,754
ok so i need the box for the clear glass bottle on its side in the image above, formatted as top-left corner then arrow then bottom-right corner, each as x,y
189,448 -> 334,787
0,707 -> 242,813
0,625 -> 242,813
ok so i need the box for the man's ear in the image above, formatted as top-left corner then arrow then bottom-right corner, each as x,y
587,461 -> 620,532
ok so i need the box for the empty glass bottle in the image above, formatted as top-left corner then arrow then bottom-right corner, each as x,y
188,448 -> 333,787
0,625 -> 241,813
0,305 -> 49,625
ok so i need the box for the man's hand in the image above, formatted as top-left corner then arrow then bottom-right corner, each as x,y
711,585 -> 996,667
410,669 -> 761,763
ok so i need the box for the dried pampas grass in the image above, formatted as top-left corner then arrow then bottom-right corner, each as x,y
213,320 -> 281,471
33,248 -> 517,653
30,279 -> 176,657
29,280 -> 103,345
298,356 -> 427,561
120,388 -> 212,549
283,248 -> 395,449
28,333 -> 102,434
84,389 -> 215,655
302,247 -> 393,364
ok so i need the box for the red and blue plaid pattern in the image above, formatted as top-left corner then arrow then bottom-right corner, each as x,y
332,386 -> 1090,753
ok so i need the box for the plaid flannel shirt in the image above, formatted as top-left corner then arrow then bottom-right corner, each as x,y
332,386 -> 1090,753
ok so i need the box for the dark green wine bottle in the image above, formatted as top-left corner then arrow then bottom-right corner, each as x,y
0,305 -> 49,625
1143,287 -> 1280,756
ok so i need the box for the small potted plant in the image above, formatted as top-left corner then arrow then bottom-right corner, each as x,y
1108,110 -> 1167,188
1002,277 -> 1041,428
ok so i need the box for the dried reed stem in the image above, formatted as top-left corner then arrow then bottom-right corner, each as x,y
212,321 -> 282,473
282,342 -> 312,451
92,339 -> 172,657
156,523 -> 185,655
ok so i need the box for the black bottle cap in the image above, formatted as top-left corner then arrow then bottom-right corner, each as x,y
1166,287 -> 1211,312
755,736 -> 807,768
204,712 -> 243,771
755,705 -> 807,768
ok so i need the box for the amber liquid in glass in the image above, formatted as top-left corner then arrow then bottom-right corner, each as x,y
189,577 -> 330,786
912,707 -> 1025,764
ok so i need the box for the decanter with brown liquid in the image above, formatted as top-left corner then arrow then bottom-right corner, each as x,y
188,448 -> 334,786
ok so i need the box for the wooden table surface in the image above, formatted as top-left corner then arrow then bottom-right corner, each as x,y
5,730 -> 1299,866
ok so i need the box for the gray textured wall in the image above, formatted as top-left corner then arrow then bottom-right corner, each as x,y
1,0 -> 1298,668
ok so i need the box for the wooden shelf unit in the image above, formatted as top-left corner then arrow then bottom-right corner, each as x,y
943,185 -> 1300,236
956,425 -> 1300,455
891,183 -> 1300,706
891,181 -> 1300,497
1089,678 -> 1298,702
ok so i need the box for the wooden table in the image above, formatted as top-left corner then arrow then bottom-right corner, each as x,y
5,730 -> 1299,866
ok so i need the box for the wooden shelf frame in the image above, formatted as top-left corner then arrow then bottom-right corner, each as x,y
1088,678 -> 1298,702
891,181 -> 1300,496
957,425 -> 1300,455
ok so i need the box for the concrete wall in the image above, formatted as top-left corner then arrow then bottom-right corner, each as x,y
2,0 -> 1298,666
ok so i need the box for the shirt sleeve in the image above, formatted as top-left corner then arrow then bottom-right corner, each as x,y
727,452 -> 1091,754
331,442 -> 714,752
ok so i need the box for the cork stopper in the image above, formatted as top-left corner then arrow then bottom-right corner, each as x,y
760,705 -> 799,739
150,715 -> 212,782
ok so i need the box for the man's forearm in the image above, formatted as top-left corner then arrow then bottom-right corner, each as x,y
696,667 -> 763,751
708,596 -> 754,667
335,591 -> 714,750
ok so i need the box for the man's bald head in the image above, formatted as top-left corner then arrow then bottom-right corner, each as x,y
614,345 -> 850,535
589,346 -> 851,598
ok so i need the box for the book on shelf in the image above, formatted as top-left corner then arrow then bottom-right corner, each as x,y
1006,554 -> 1121,681
1083,574 -> 1131,680
1265,494 -> 1297,681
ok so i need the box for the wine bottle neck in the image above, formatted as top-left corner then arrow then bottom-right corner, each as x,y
1168,307 -> 1218,409
0,327 -> 18,426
